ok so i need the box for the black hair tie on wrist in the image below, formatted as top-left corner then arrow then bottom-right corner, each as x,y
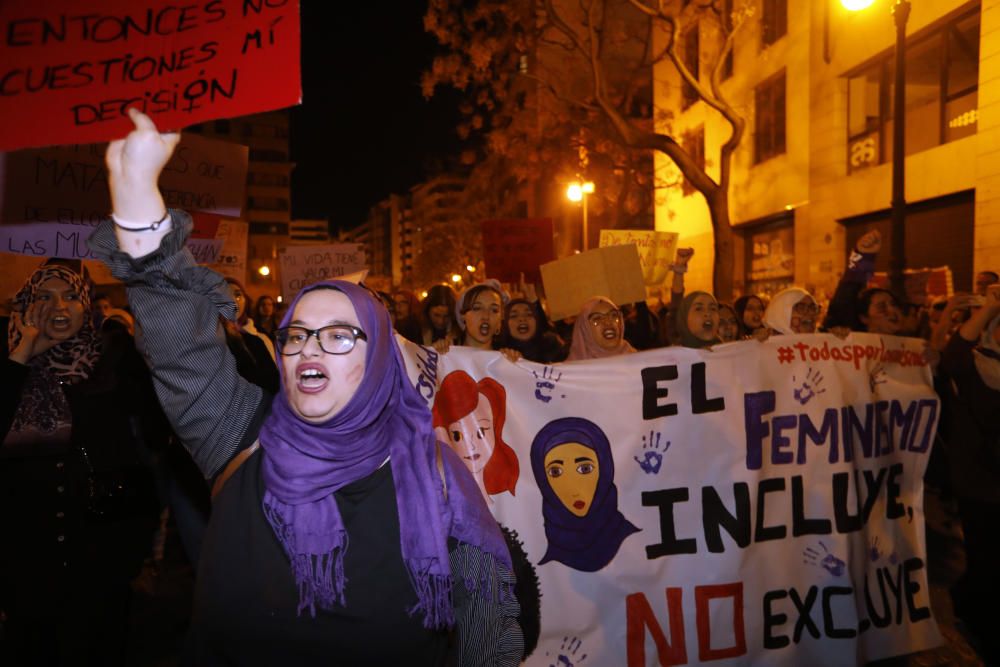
111,210 -> 169,232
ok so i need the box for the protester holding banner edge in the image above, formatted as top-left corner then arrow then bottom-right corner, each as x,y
674,291 -> 722,349
565,296 -> 636,361
734,294 -> 767,340
87,108 -> 523,666
499,289 -> 566,364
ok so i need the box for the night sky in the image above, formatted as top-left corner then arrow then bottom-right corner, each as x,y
289,2 -> 463,229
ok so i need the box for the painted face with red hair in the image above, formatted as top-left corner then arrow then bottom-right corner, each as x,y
432,371 -> 519,497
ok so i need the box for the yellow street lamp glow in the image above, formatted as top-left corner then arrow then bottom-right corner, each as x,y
451,274 -> 462,283
421,290 -> 428,299
466,264 -> 476,272
581,181 -> 595,194
566,183 -> 583,202
841,0 -> 875,9
258,264 -> 271,277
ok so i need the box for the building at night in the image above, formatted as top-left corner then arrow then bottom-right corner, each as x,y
345,175 -> 470,290
189,110 -> 294,298
342,194 -> 405,287
654,0 -> 997,300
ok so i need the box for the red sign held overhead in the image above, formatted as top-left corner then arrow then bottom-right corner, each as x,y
0,0 -> 301,151
481,218 -> 555,284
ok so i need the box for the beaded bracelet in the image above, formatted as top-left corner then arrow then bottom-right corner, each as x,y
669,264 -> 688,274
111,210 -> 169,232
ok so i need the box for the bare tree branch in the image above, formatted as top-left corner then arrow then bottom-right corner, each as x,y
520,73 -> 599,112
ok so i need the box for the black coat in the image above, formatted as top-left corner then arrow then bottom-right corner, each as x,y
0,329 -> 164,617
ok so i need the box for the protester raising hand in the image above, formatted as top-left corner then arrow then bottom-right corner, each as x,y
517,272 -> 539,303
8,301 -> 57,365
105,108 -> 180,255
87,111 -> 524,666
855,229 -> 882,254
930,292 -> 982,352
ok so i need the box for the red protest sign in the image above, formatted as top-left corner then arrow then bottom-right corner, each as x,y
189,211 -> 223,239
0,0 -> 301,152
481,218 -> 555,284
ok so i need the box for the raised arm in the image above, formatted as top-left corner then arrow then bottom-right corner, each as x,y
957,285 -> 1000,343
824,230 -> 880,331
89,109 -> 266,479
930,292 -> 980,352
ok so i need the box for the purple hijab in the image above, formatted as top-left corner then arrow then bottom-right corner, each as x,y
259,280 -> 511,626
530,417 -> 639,572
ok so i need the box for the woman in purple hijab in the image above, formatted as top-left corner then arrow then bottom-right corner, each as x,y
89,109 -> 523,665
530,417 -> 640,572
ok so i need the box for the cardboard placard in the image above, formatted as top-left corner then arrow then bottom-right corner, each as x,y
539,244 -> 646,321
481,218 -> 555,283
0,132 -> 249,224
278,243 -> 367,301
208,218 -> 248,282
0,0 -> 301,151
599,229 -> 679,286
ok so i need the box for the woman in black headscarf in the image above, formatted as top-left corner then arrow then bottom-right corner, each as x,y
0,260 -> 162,665
675,291 -> 721,349
499,298 -> 566,363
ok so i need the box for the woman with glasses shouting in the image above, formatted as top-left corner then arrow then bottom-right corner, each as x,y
763,287 -> 822,336
566,297 -> 637,361
88,109 -> 523,666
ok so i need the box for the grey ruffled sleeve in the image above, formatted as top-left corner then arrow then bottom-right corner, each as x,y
448,542 -> 524,667
88,211 -> 265,478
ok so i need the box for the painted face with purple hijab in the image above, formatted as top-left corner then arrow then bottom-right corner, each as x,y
530,417 -> 640,572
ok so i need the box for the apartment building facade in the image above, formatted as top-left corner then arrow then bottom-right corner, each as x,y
655,0 -> 998,300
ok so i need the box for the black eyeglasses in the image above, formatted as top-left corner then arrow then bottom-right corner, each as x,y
275,325 -> 367,356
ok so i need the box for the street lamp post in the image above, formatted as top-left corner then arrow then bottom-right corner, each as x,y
889,0 -> 910,299
843,0 -> 910,298
567,181 -> 595,251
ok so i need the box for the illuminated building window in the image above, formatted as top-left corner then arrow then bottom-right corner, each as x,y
754,70 -> 786,164
761,0 -> 787,48
846,8 -> 979,173
740,212 -> 795,300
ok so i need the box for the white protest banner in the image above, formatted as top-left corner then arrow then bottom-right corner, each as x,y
398,333 -> 941,665
278,244 -> 367,301
600,229 -> 680,286
0,132 -> 248,224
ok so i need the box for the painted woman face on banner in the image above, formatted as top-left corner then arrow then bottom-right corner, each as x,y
543,441 -> 600,517
439,393 -> 496,474
530,417 -> 640,572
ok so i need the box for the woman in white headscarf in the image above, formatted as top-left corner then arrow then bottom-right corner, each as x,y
939,284 -> 1000,664
763,287 -> 819,335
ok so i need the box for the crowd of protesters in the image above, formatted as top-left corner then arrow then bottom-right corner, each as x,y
1,107 -> 998,666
